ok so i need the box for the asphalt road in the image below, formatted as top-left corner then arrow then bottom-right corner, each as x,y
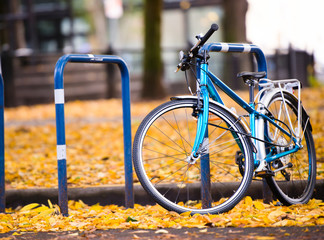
1,226 -> 324,239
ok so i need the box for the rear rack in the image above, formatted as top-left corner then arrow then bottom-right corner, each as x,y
257,78 -> 303,140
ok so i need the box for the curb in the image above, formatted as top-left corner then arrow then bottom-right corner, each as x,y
5,180 -> 324,209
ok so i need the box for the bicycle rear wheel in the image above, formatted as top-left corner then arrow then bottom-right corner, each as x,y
264,92 -> 316,205
133,99 -> 254,214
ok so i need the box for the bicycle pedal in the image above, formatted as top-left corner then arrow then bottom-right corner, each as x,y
255,169 -> 275,178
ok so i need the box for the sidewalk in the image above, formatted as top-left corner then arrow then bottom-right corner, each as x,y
1,225 -> 323,239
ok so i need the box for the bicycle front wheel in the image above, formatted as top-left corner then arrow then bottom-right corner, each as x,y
133,99 -> 254,214
265,92 -> 316,205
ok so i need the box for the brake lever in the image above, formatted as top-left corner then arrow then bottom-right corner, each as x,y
190,34 -> 203,53
175,50 -> 185,73
175,64 -> 181,73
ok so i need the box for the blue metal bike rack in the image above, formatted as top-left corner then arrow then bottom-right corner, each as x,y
201,42 -> 271,202
54,54 -> 133,216
202,43 -> 267,75
0,63 -> 5,213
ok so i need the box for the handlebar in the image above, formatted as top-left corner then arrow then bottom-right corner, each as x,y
176,23 -> 219,72
198,24 -> 219,49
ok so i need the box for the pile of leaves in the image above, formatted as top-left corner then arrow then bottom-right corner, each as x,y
0,197 -> 323,234
4,88 -> 324,189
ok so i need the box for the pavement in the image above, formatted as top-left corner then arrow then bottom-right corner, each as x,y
4,179 -> 324,209
1,226 -> 324,239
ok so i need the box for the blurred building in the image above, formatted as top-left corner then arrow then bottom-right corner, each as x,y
0,0 -> 313,106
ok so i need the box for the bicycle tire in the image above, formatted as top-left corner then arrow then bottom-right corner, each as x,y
133,99 -> 254,214
264,92 -> 316,205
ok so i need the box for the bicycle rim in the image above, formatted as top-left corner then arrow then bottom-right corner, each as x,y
133,99 -> 254,214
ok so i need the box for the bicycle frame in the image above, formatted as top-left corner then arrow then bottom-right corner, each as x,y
191,43 -> 301,169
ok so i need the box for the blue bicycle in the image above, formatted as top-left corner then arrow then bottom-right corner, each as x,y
133,24 -> 316,214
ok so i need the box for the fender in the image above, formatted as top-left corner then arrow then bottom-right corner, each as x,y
170,95 -> 256,152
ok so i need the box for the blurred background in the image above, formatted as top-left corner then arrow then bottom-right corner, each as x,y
0,0 -> 322,107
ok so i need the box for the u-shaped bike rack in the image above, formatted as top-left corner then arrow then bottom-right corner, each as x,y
201,42 -> 267,74
54,54 -> 133,216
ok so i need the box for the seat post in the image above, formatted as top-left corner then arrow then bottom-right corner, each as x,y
237,72 -> 266,105
249,80 -> 255,105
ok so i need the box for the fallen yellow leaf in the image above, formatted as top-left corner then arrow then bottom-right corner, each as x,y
19,203 -> 40,212
254,201 -> 266,210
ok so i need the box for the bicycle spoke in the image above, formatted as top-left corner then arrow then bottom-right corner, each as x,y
153,163 -> 189,185
146,134 -> 186,155
209,160 -> 241,180
161,115 -> 193,150
148,158 -> 187,177
143,148 -> 187,162
174,164 -> 191,204
185,109 -> 193,147
172,111 -> 189,156
206,141 -> 238,157
192,164 -> 232,200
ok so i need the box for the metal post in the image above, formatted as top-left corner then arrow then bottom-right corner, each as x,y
0,66 -> 5,213
199,58 -> 212,208
200,128 -> 211,208
54,54 -> 133,216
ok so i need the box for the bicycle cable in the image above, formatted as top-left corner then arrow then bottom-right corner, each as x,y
189,63 -> 200,84
184,70 -> 194,95
207,115 -> 293,148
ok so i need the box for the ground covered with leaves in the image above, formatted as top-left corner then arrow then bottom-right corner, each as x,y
0,197 -> 324,234
1,88 -> 324,233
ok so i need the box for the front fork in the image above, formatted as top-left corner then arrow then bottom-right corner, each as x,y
190,63 -> 210,159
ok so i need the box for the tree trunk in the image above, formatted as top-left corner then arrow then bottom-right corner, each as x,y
222,0 -> 249,90
223,0 -> 248,43
13,0 -> 27,49
142,0 -> 165,99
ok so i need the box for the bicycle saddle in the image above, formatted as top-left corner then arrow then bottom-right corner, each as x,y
237,71 -> 266,82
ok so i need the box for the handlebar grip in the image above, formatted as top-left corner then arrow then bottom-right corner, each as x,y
199,24 -> 219,47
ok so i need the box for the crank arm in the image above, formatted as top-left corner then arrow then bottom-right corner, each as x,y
273,162 -> 293,173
